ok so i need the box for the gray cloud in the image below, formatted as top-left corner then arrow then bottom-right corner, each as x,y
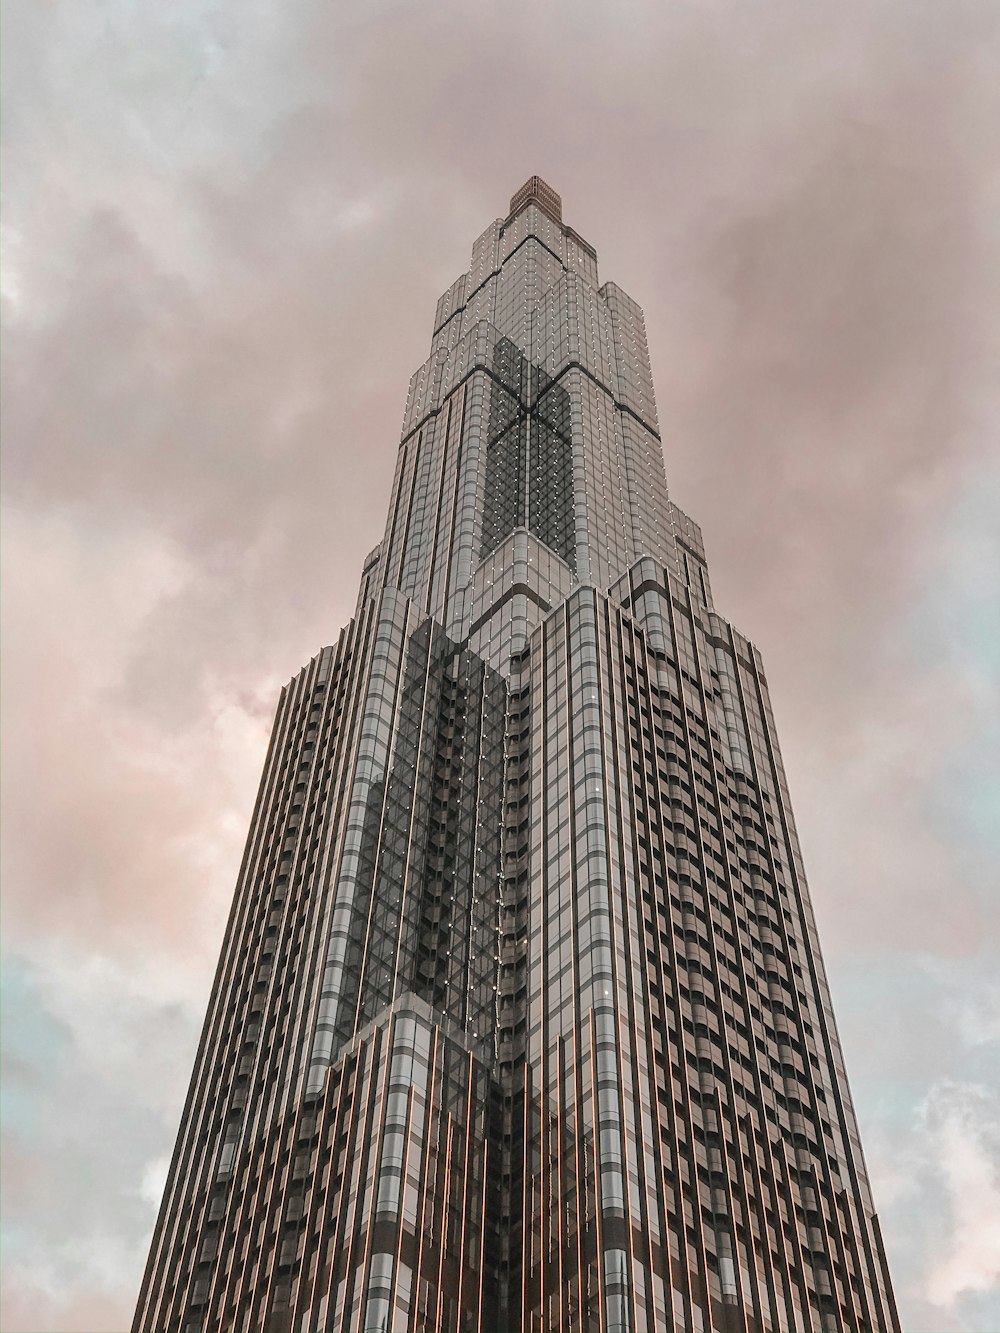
3,1 -> 999,1327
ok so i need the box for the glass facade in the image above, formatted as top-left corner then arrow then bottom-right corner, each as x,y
134,177 -> 899,1333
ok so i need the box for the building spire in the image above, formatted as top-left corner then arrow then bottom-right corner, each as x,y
507,174 -> 563,223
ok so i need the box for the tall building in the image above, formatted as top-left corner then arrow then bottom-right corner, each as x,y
134,178 -> 899,1333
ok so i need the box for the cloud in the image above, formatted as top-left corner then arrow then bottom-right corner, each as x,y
927,1086 -> 1000,1307
1,955 -> 198,1332
3,0 -> 999,1328
867,1078 -> 1000,1330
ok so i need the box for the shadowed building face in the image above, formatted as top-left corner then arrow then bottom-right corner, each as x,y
133,178 -> 899,1333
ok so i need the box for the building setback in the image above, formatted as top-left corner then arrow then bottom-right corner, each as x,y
134,178 -> 899,1333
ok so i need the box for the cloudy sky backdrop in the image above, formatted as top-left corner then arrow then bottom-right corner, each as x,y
3,1 -> 999,1328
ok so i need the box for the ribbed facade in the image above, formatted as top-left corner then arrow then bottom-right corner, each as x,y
134,178 -> 899,1333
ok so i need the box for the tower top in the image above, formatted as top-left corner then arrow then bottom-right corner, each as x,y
507,176 -> 562,225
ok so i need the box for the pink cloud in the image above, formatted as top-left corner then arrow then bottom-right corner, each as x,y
3,1 -> 998,1327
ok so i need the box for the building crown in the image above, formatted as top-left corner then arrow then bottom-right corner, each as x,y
507,176 -> 563,225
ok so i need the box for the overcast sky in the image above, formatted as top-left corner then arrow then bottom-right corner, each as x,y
3,2 -> 999,1329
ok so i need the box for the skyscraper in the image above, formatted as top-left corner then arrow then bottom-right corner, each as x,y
134,178 -> 899,1333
